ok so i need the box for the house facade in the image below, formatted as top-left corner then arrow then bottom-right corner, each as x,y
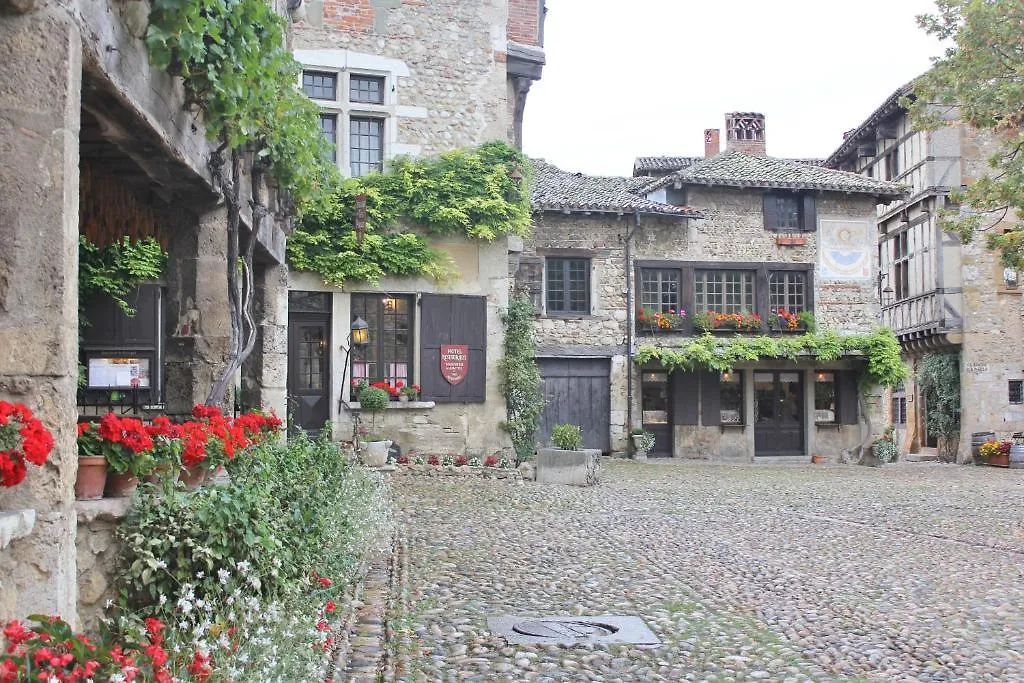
825,85 -> 1024,461
525,113 -> 906,460
287,0 -> 545,456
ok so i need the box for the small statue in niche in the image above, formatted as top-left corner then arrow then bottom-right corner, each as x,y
173,297 -> 201,337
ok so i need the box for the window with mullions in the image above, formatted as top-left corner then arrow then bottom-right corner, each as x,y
546,258 -> 589,313
769,271 -> 806,312
350,117 -> 384,176
695,270 -> 754,313
350,75 -> 385,104
350,294 -> 413,387
302,71 -> 337,100
776,196 -> 800,230
639,269 -> 680,312
319,114 -> 337,162
815,371 -> 838,424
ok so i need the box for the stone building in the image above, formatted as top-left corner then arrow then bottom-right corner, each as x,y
286,0 -> 545,456
525,113 -> 906,460
0,0 -> 289,626
825,83 -> 1024,461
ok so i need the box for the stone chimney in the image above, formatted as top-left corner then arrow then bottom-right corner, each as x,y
704,129 -> 720,158
725,112 -> 766,156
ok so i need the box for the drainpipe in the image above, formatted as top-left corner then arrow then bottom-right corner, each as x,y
625,211 -> 640,438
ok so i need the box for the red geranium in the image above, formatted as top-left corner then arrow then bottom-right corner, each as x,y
79,414 -> 155,477
0,401 -> 54,488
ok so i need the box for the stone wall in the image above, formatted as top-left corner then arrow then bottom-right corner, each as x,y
294,0 -> 509,154
75,500 -> 129,633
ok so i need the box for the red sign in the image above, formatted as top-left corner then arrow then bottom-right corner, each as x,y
440,344 -> 469,385
354,194 -> 367,244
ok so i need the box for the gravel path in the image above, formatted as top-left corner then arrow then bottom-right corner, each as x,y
392,460 -> 1024,682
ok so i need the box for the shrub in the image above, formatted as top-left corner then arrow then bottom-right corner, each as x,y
551,424 -> 583,451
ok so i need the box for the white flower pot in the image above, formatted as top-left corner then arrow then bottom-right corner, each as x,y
360,440 -> 391,467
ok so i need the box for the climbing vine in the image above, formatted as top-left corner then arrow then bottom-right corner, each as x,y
78,236 -> 168,316
499,295 -> 543,463
635,328 -> 908,388
916,352 -> 961,461
288,142 -> 531,286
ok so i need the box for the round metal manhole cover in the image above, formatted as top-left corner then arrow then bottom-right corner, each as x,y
512,619 -> 619,640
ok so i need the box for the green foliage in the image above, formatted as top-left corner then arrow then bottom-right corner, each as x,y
288,143 -> 531,285
907,0 -> 1024,267
633,431 -> 656,455
872,427 -> 900,464
500,295 -> 543,463
146,0 -> 335,206
916,352 -> 961,439
117,437 -> 390,619
635,329 -> 908,388
551,423 -> 583,451
79,236 -> 167,316
357,386 -> 390,414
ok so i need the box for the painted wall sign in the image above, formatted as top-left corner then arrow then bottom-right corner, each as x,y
819,219 -> 873,281
440,344 -> 469,385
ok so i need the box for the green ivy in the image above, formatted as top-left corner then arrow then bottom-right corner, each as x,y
500,295 -> 543,463
635,328 -> 908,388
916,352 -> 961,440
79,236 -> 168,316
288,142 -> 531,286
146,0 -> 335,206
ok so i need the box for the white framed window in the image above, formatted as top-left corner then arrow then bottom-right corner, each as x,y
300,68 -> 391,177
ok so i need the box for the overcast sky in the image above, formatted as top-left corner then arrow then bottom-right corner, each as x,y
521,0 -> 943,176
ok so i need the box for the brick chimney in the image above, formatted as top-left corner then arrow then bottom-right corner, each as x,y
704,129 -> 720,158
725,112 -> 766,155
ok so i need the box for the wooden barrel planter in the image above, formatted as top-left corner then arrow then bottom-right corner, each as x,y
1010,443 -> 1024,469
972,432 -> 996,465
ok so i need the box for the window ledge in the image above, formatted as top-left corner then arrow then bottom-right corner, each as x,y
718,423 -> 746,430
346,401 -> 436,410
815,422 -> 842,428
542,313 -> 599,320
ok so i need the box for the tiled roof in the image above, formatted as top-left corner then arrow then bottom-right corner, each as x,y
634,155 -> 825,176
530,160 -> 704,218
632,156 -> 702,175
823,81 -> 916,168
644,150 -> 908,198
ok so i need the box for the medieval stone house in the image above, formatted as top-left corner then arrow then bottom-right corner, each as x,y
286,0 -> 545,456
825,83 -> 1024,461
526,113 -> 906,460
1,0 -> 290,625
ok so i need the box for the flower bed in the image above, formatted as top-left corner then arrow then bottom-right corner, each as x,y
393,454 -> 523,480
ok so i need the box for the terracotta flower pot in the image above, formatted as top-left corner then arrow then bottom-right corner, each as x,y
105,472 -> 140,498
811,454 -> 825,464
179,465 -> 209,490
75,456 -> 108,501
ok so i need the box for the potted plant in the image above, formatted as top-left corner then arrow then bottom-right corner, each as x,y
630,428 -> 655,460
0,401 -> 55,490
869,425 -> 899,466
536,423 -> 600,486
638,308 -> 686,332
75,422 -> 108,500
768,309 -> 816,333
397,382 -> 421,402
979,439 -> 1012,467
84,413 -> 156,497
357,383 -> 391,467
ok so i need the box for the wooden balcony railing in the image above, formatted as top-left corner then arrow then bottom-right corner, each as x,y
881,289 -> 960,337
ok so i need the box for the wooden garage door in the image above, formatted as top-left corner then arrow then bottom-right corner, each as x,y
537,358 -> 611,453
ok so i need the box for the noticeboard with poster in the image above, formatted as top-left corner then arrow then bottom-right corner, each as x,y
87,357 -> 151,389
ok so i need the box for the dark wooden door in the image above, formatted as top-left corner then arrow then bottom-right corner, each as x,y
641,370 -> 672,456
537,358 -> 611,452
754,371 -> 804,456
287,314 -> 331,436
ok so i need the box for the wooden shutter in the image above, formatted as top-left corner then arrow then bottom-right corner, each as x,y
762,193 -> 779,232
419,294 -> 487,403
801,194 -> 818,232
838,370 -> 859,424
700,370 -> 721,426
671,370 -> 699,425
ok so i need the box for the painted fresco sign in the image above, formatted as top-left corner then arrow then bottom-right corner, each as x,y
819,219 -> 872,281
440,344 -> 469,385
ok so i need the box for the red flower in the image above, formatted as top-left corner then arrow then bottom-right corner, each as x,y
77,422 -> 91,438
188,651 -> 213,682
318,577 -> 333,587
427,455 -> 440,466
325,600 -> 336,614
483,454 -> 498,467
316,620 -> 329,631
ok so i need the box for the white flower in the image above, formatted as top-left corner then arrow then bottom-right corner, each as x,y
195,571 -> 205,579
49,676 -> 60,683
218,568 -> 231,584
155,559 -> 168,570
236,559 -> 252,572
104,598 -> 114,609
159,594 -> 167,606
110,675 -> 126,683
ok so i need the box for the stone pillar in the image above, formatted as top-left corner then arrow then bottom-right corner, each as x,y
0,4 -> 82,625
241,262 -> 289,419
164,205 -> 234,415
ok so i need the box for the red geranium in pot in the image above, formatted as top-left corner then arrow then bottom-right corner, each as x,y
0,401 -> 54,488
79,413 -> 156,498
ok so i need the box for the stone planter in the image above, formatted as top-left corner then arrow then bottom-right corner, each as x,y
75,456 -> 107,501
105,472 -> 139,498
631,435 -> 648,460
398,395 -> 409,403
536,448 -> 601,486
360,440 -> 391,468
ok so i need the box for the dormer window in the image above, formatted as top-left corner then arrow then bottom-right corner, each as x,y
776,196 -> 800,230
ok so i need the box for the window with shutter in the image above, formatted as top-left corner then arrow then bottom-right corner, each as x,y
419,294 -> 487,403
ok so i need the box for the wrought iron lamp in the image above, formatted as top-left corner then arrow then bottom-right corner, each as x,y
339,316 -> 371,411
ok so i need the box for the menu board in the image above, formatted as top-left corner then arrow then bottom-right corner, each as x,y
87,357 -> 150,389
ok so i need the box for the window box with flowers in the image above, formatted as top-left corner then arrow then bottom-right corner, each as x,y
693,311 -> 763,333
637,308 -> 687,333
767,309 -> 816,333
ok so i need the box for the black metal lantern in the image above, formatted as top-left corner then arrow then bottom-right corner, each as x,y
350,316 -> 370,347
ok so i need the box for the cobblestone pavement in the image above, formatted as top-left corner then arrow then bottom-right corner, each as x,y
391,460 -> 1024,682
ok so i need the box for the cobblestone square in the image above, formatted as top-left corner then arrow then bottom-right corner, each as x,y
394,460 -> 1024,681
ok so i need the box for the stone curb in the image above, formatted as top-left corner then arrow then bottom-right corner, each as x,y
392,464 -> 524,482
340,550 -> 392,681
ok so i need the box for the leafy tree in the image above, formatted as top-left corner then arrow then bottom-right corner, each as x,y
907,0 -> 1024,267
